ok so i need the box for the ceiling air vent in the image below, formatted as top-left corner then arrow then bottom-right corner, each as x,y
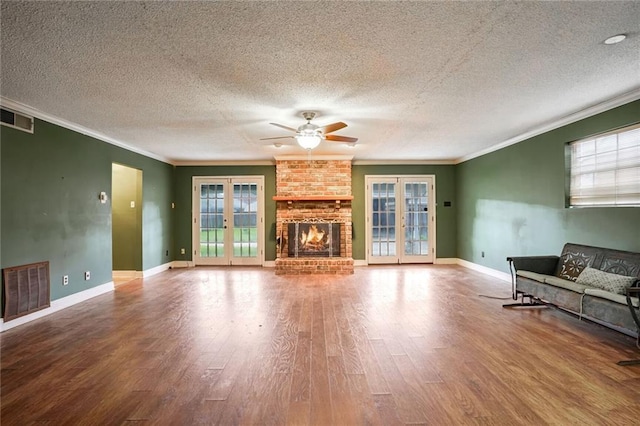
1,107 -> 34,133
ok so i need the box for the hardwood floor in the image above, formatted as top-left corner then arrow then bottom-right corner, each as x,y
2,265 -> 639,425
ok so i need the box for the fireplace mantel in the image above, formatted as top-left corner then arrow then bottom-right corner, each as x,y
273,195 -> 353,209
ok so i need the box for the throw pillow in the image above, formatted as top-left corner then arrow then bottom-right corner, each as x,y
557,250 -> 596,281
575,267 -> 637,295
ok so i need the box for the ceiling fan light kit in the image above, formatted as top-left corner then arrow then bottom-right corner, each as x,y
296,134 -> 322,150
261,111 -> 358,151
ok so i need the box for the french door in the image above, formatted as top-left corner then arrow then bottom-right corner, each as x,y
365,176 -> 435,264
192,177 -> 264,266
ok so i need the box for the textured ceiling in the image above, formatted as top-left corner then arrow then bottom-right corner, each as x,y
1,1 -> 639,164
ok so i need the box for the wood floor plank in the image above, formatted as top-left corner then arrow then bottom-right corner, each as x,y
335,296 -> 364,374
369,338 -> 427,424
322,291 -> 342,358
344,373 -> 385,426
327,355 -> 360,425
1,265 -> 639,425
286,298 -> 312,426
307,293 -> 333,425
341,295 -> 392,395
274,298 -> 302,374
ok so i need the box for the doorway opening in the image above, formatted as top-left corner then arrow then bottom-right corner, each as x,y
112,163 -> 143,284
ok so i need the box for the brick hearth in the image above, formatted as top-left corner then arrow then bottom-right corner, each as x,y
274,155 -> 354,275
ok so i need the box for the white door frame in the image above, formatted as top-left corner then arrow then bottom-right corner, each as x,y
365,175 -> 436,264
192,176 -> 265,266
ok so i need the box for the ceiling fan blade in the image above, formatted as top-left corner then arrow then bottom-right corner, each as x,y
325,134 -> 358,143
269,123 -> 297,132
260,135 -> 295,140
320,121 -> 347,134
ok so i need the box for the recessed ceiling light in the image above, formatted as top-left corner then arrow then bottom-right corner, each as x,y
604,34 -> 626,45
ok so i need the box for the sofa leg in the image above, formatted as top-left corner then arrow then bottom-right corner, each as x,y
502,294 -> 548,309
617,359 -> 640,366
617,334 -> 640,366
616,289 -> 640,366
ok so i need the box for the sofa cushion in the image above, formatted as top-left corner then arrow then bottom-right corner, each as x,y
516,270 -> 550,283
543,276 -> 591,293
575,267 -> 636,295
584,288 -> 640,308
600,251 -> 640,278
556,245 -> 599,281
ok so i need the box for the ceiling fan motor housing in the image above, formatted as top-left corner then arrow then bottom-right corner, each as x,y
301,111 -> 316,121
298,122 -> 321,136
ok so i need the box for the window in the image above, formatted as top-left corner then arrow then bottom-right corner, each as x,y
569,124 -> 640,207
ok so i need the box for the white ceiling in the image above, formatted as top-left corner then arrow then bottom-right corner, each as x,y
1,1 -> 639,164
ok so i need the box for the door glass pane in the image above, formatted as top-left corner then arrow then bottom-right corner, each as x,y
404,182 -> 428,255
371,183 -> 396,256
199,184 -> 225,257
233,183 -> 258,257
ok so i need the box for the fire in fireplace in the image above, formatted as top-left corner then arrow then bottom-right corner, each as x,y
287,222 -> 341,257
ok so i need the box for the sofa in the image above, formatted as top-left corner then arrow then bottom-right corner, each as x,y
506,243 -> 640,337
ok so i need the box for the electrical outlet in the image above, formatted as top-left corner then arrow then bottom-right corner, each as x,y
84,271 -> 91,280
63,275 -> 69,286
180,248 -> 185,255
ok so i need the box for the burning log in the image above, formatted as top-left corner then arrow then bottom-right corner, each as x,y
300,225 -> 328,251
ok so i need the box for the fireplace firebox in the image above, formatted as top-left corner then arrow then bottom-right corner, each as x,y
287,222 -> 341,258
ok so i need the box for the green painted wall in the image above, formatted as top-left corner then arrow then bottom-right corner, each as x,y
1,119 -> 173,304
351,164 -> 457,260
173,165 -> 277,261
112,163 -> 143,271
456,100 -> 640,273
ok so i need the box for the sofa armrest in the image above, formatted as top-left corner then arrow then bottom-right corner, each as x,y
507,255 -> 559,275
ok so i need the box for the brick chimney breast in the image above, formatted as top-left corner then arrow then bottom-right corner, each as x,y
274,155 -> 354,275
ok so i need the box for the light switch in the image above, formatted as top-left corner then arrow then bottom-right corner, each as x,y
130,201 -> 135,208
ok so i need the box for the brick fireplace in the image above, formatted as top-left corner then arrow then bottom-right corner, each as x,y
274,155 -> 354,275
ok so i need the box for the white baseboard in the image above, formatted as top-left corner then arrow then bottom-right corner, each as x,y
435,258 -> 457,265
263,261 -> 276,268
1,281 -> 115,332
112,270 -> 139,280
354,259 -> 368,266
170,260 -> 194,268
456,259 -> 511,283
143,262 -> 173,278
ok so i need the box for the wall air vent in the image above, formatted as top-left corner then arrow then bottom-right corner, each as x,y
1,107 -> 34,133
3,261 -> 50,321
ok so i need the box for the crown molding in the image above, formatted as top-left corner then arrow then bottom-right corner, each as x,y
173,160 -> 276,166
352,159 -> 455,166
455,88 -> 640,164
274,154 -> 354,161
0,97 -> 172,165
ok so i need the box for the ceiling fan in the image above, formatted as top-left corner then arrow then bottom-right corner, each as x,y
261,111 -> 358,150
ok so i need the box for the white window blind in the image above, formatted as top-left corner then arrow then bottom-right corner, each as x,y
569,124 -> 640,207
